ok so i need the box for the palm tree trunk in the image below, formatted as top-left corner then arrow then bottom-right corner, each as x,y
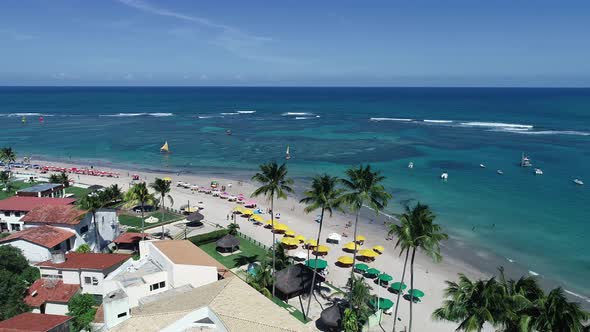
161,195 -> 165,240
349,207 -> 361,310
141,201 -> 145,240
392,249 -> 409,332
271,197 -> 276,298
409,248 -> 416,332
305,206 -> 325,319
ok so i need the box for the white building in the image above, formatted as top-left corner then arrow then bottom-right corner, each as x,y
0,226 -> 76,263
21,205 -> 121,252
37,252 -> 131,297
24,278 -> 80,316
102,240 -> 230,329
0,196 -> 76,233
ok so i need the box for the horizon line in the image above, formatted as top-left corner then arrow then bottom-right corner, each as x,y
1,85 -> 590,89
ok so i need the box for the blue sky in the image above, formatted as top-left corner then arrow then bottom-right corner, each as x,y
1,0 -> 590,86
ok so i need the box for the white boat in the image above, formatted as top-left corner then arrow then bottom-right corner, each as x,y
480,164 -> 486,168
521,153 -> 532,167
573,179 -> 584,185
440,172 -> 449,180
497,170 -> 504,175
285,145 -> 291,160
534,168 -> 543,175
408,162 -> 414,169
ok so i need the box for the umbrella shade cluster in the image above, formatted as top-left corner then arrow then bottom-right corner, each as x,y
305,258 -> 328,270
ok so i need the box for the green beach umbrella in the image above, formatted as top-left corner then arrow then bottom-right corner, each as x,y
366,267 -> 380,276
409,289 -> 425,298
354,263 -> 369,272
305,258 -> 328,270
389,282 -> 407,291
377,273 -> 393,282
370,298 -> 394,310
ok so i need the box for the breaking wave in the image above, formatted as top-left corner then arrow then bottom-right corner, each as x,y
0,112 -> 53,117
100,113 -> 173,117
459,121 -> 533,130
370,117 -> 413,122
282,112 -> 314,116
237,110 -> 256,114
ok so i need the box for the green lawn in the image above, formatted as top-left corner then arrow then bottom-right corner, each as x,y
65,186 -> 90,199
118,211 -> 183,229
198,236 -> 267,269
0,181 -> 35,200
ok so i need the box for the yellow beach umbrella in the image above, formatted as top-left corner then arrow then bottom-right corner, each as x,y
281,237 -> 299,246
359,249 -> 378,258
314,245 -> 329,253
337,256 -> 354,265
251,215 -> 265,222
284,230 -> 295,237
242,209 -> 254,216
343,242 -> 360,251
185,207 -> 198,213
306,239 -> 318,247
162,176 -> 172,182
233,206 -> 244,213
373,245 -> 385,253
295,235 -> 306,243
273,223 -> 288,231
355,235 -> 366,243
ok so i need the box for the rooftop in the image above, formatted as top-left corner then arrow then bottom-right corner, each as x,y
17,183 -> 63,193
38,252 -> 130,271
0,313 -> 71,332
109,277 -> 310,332
21,204 -> 88,225
25,279 -> 80,307
0,196 -> 76,212
152,240 -> 228,275
113,232 -> 149,244
0,226 -> 75,249
111,258 -> 163,288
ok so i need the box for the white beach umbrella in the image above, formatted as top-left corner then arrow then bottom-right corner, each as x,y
328,233 -> 342,242
291,251 -> 308,261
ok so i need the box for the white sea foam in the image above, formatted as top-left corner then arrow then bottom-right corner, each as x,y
295,116 -> 318,120
100,113 -> 146,117
149,113 -> 173,117
1,112 -> 52,117
460,121 -> 533,130
237,110 -> 256,114
565,289 -> 590,303
528,270 -> 540,276
220,112 -> 240,115
369,117 -> 413,122
282,112 -> 313,116
507,258 -> 515,263
424,119 -> 453,124
197,115 -> 214,119
504,130 -> 590,136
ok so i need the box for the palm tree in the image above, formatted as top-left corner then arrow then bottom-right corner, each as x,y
246,258 -> 274,299
433,274 -> 504,331
348,275 -> 373,330
388,206 -> 413,332
127,182 -> 151,239
49,172 -> 70,187
0,147 -> 16,166
299,174 -> 343,317
532,287 -> 589,332
401,203 -> 448,332
0,171 -> 11,189
340,164 -> 391,308
103,184 -> 123,204
150,178 -> 174,240
79,194 -> 106,253
251,162 -> 293,297
227,222 -> 240,236
497,267 -> 544,331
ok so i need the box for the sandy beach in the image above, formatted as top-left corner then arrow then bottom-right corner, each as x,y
17,158 -> 492,332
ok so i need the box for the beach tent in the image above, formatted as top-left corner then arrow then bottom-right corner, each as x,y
216,234 -> 240,253
319,303 -> 345,330
274,263 -> 325,302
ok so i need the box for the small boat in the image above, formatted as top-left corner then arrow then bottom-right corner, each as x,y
408,162 -> 414,169
534,168 -> 543,175
39,116 -> 44,123
573,179 -> 584,185
497,170 -> 504,175
440,172 -> 449,180
521,153 -> 532,167
285,145 -> 291,160
480,164 -> 486,168
160,141 -> 170,153
226,129 -> 232,136
21,116 -> 26,124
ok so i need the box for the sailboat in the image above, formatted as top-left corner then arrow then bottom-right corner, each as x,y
21,116 -> 26,124
285,145 -> 291,160
160,141 -> 170,153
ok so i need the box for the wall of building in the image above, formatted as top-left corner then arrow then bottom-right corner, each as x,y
172,264 -> 217,289
125,270 -> 168,308
103,295 -> 130,329
79,270 -> 106,295
0,240 -> 51,263
0,210 -> 25,232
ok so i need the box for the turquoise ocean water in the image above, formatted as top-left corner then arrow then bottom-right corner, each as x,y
1,87 -> 589,301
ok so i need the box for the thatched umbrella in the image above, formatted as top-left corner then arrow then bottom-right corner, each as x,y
274,263 -> 325,302
319,303 -> 345,330
215,234 -> 240,253
186,211 -> 204,227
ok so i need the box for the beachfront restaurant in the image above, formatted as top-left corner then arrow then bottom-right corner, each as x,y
16,183 -> 66,198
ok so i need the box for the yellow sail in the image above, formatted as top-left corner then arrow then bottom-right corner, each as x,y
160,141 -> 169,152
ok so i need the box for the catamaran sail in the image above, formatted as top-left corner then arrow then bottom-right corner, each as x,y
285,145 -> 291,160
160,141 -> 169,153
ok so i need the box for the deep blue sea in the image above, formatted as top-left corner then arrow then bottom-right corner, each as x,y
1,87 -> 589,300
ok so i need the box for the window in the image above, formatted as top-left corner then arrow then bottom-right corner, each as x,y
84,277 -> 92,284
80,226 -> 89,234
92,277 -> 99,286
117,312 -> 127,318
150,281 -> 165,291
159,281 -> 165,288
14,212 -> 21,217
10,224 -> 20,231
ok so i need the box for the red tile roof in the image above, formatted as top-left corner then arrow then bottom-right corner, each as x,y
25,279 -> 80,307
0,313 -> 71,332
21,204 -> 87,225
113,232 -> 149,244
0,196 -> 76,212
0,226 -> 75,248
37,252 -> 131,271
